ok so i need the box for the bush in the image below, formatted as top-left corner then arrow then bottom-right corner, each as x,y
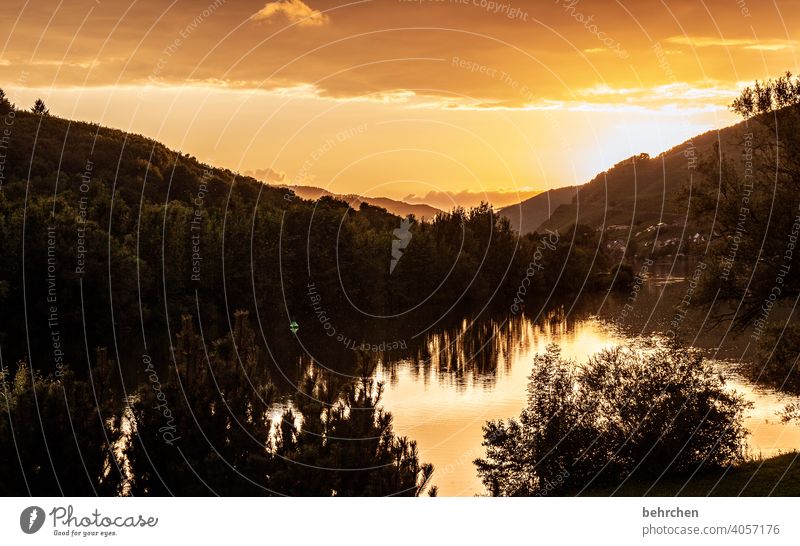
0,364 -> 120,495
754,324 -> 800,393
475,343 -> 750,496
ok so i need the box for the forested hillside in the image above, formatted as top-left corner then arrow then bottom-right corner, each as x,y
0,99 -> 613,375
501,118 -> 755,238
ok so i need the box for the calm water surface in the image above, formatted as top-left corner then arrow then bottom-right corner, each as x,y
373,265 -> 800,496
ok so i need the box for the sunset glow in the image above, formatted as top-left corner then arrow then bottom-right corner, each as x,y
3,0 -> 794,204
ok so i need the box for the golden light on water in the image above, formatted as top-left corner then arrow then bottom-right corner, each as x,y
378,316 -> 800,496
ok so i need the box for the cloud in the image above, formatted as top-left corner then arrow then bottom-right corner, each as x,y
515,82 -> 738,115
403,189 -> 541,210
743,44 -> 793,51
244,167 -> 286,183
666,35 -> 794,51
4,0 -> 798,107
579,82 -> 737,100
250,0 -> 329,27
417,80 -> 738,115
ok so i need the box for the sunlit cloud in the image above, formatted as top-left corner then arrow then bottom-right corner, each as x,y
403,189 -> 542,209
744,43 -> 794,51
0,0 -> 792,199
410,81 -> 738,115
31,59 -> 101,69
250,0 -> 329,27
244,167 -> 287,183
540,82 -> 736,115
666,35 -> 795,50
579,82 -> 738,101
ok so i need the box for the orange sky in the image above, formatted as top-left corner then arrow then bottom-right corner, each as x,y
2,0 -> 799,205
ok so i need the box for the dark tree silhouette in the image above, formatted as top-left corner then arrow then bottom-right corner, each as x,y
0,105 -> 618,496
31,98 -> 49,115
0,88 -> 11,112
731,72 -> 800,118
475,344 -> 750,496
270,372 -> 435,496
0,363 -> 120,495
0,106 -> 614,373
116,313 -> 435,496
692,72 -> 800,390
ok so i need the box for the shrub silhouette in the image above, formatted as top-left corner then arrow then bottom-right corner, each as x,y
31,98 -> 49,115
475,343 -> 750,496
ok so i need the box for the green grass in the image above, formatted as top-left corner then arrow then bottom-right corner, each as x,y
584,452 -> 800,496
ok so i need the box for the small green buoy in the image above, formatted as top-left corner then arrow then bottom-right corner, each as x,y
289,320 -> 299,334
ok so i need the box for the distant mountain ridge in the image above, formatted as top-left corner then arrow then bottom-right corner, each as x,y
497,185 -> 578,234
278,185 -> 443,219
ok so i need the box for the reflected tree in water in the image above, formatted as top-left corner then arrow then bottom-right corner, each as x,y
0,312 -> 435,496
119,312 -> 435,496
271,371 -> 434,496
0,363 -> 120,495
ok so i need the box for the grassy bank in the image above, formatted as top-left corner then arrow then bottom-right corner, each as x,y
584,452 -> 800,496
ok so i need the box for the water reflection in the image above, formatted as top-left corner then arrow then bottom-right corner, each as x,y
279,262 -> 799,496
362,266 -> 800,496
373,313 -> 630,496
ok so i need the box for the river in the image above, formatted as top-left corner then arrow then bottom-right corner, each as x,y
370,261 -> 800,496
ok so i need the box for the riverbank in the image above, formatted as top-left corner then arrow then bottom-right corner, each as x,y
584,452 -> 800,496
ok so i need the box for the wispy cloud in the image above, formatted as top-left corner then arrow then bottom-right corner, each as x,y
743,44 -> 793,51
250,0 -> 329,27
666,35 -> 794,51
403,189 -> 541,209
429,81 -> 739,115
579,82 -> 737,100
557,82 -> 738,113
244,167 -> 286,183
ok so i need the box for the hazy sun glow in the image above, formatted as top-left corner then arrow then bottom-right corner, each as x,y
1,0 -> 794,205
